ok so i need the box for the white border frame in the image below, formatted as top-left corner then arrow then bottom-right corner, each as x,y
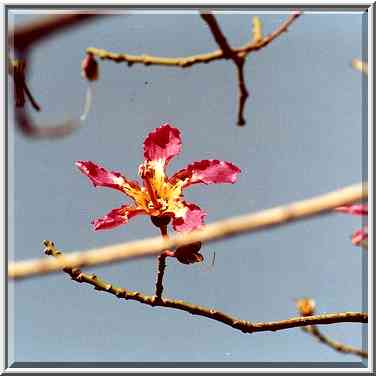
1,0 -> 373,373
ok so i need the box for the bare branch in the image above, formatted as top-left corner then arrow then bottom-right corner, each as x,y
44,241 -> 367,334
200,12 -> 234,58
9,60 -> 78,138
14,108 -> 78,139
154,224 -> 169,301
241,10 -> 301,52
302,325 -> 367,358
11,14 -> 100,52
200,11 -> 249,126
154,254 -> 167,301
9,15 -> 101,138
9,59 -> 41,111
86,11 -> 301,126
295,298 -> 367,358
8,181 -> 367,279
87,12 -> 301,68
235,58 -> 249,126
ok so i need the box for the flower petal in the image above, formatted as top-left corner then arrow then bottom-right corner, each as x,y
352,226 -> 368,247
170,159 -> 241,188
335,204 -> 368,216
172,202 -> 206,232
76,161 -> 142,199
143,123 -> 182,166
92,205 -> 145,231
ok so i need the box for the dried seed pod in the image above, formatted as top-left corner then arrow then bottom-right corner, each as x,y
175,241 -> 204,265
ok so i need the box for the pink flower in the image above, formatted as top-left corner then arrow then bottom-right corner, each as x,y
335,204 -> 368,247
76,123 -> 241,232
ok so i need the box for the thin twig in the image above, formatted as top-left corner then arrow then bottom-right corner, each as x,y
154,225 -> 169,300
235,58 -> 249,126
9,61 -> 78,139
9,15 -> 100,138
8,181 -> 367,279
200,12 -> 234,58
15,108 -> 78,139
44,241 -> 367,334
9,59 -> 41,111
302,326 -> 368,358
11,14 -> 100,52
9,59 -> 77,138
155,254 -> 167,300
86,11 -> 301,126
200,11 -> 249,126
87,12 -> 301,68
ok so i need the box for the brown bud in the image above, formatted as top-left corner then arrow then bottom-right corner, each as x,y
296,298 -> 316,316
81,53 -> 99,81
175,241 -> 204,265
150,215 -> 171,228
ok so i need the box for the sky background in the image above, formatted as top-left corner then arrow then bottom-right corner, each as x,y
8,8 -> 367,366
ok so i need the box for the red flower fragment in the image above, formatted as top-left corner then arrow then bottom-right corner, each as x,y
76,123 -> 241,234
335,204 -> 368,216
335,203 -> 368,247
81,53 -> 99,81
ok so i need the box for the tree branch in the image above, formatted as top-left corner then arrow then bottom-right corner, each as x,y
235,58 -> 249,126
154,225 -> 169,300
302,325 -> 368,358
200,12 -> 234,58
86,12 -> 301,68
9,15 -> 101,138
44,241 -> 367,334
14,107 -> 78,139
200,11 -> 249,126
11,14 -> 100,52
295,298 -> 367,358
85,11 -> 301,126
8,181 -> 367,279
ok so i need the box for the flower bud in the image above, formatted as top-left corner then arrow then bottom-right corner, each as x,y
174,241 -> 204,265
150,215 -> 171,228
296,298 -> 316,316
81,53 -> 99,81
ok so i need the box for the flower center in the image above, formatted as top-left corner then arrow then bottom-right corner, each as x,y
138,160 -> 185,216
140,168 -> 161,211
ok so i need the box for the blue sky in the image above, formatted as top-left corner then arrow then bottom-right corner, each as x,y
8,9 -> 367,366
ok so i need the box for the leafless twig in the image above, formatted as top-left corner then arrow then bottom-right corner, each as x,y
154,224 -> 170,300
200,11 -> 250,126
302,325 -> 368,358
43,241 -> 367,335
86,11 -> 301,127
8,181 -> 367,279
9,14 -> 100,138
11,14 -> 99,52
295,298 -> 367,358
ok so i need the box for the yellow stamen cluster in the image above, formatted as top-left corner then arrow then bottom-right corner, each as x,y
136,160 -> 187,218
